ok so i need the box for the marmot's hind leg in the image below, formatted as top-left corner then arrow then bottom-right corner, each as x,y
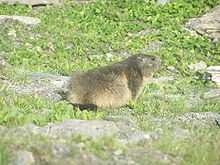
71,103 -> 98,111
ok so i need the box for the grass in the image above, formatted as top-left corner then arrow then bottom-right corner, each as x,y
0,0 -> 220,164
0,144 -> 8,165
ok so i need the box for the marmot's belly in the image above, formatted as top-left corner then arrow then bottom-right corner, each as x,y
92,87 -> 132,108
67,85 -> 132,108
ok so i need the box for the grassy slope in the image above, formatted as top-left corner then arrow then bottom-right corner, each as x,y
0,0 -> 220,164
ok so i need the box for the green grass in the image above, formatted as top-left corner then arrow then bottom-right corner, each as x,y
0,0 -> 220,164
0,145 -> 8,165
151,128 -> 220,165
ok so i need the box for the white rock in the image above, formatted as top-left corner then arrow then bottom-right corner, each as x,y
188,61 -> 207,72
157,0 -> 170,5
0,0 -> 62,6
207,66 -> 220,86
11,150 -> 35,165
203,89 -> 220,99
0,15 -> 40,26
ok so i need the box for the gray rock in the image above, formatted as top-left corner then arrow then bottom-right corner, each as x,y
186,5 -> 220,42
71,0 -> 94,4
126,147 -> 181,165
51,144 -> 71,158
107,116 -> 160,143
28,72 -> 70,89
0,15 -> 40,26
167,66 -> 178,73
188,61 -> 207,72
4,72 -> 70,101
43,120 -> 119,138
147,76 -> 175,84
10,150 -> 35,165
0,0 -> 63,6
215,118 -> 220,127
207,66 -> 220,86
203,88 -> 220,99
4,117 -> 160,144
11,120 -> 119,139
177,112 -> 220,127
156,0 -> 170,5
0,55 -> 9,67
127,28 -> 159,38
141,41 -> 161,53
173,128 -> 190,139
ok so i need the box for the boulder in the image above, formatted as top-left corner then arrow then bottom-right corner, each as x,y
186,5 -> 220,42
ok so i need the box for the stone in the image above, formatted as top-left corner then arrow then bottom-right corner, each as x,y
71,0 -> 94,4
188,61 -> 207,72
7,29 -> 16,37
173,128 -> 190,139
28,72 -> 69,89
156,0 -> 170,5
215,118 -> 220,127
51,144 -> 71,158
203,89 -> 220,99
0,15 -> 40,26
126,147 -> 181,165
177,112 -> 220,127
186,5 -> 220,42
0,55 -> 9,67
11,120 -> 119,139
141,41 -> 161,53
3,117 -> 160,144
4,72 -> 70,101
207,66 -> 220,86
167,66 -> 178,73
147,76 -> 175,84
127,28 -> 159,38
10,150 -> 35,165
0,0 -> 63,6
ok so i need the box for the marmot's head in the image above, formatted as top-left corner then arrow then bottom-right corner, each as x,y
129,54 -> 161,77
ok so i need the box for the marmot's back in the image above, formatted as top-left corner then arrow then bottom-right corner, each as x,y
66,54 -> 161,109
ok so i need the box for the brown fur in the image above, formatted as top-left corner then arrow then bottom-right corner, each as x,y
66,54 -> 161,110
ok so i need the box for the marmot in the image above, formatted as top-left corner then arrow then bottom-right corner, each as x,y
66,54 -> 161,110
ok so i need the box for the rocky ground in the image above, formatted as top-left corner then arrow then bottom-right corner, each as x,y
0,0 -> 220,164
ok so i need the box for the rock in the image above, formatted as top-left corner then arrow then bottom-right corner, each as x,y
11,120 -> 119,139
28,72 -> 69,89
126,147 -> 181,165
173,128 -> 190,139
10,150 -> 35,165
156,0 -> 170,5
73,151 -> 105,165
8,29 -> 17,37
188,61 -> 207,72
215,118 -> 220,127
141,41 -> 161,53
127,28 -> 159,38
51,144 -> 71,158
177,112 -> 220,127
0,55 -> 9,67
44,120 -> 119,138
0,0 -> 63,6
203,89 -> 220,99
147,76 -> 175,84
0,15 -> 40,26
167,66 -> 178,73
4,72 -> 70,101
107,116 -> 160,144
71,0 -> 94,4
207,66 -> 220,86
4,117 -> 160,144
186,5 -> 220,42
